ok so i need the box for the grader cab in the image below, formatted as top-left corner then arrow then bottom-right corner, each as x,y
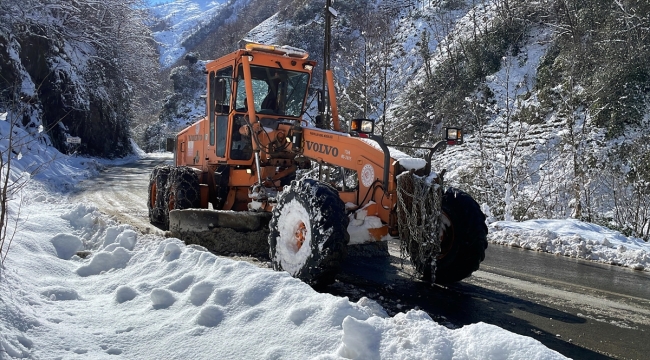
148,43 -> 487,285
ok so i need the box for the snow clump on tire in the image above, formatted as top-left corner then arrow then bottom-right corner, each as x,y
269,179 -> 349,286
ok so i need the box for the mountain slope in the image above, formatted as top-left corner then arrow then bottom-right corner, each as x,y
150,0 -> 230,67
0,0 -> 158,158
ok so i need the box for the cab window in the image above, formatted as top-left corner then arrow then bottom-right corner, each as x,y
210,66 -> 232,151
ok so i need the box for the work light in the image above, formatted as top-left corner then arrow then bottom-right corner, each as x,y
350,119 -> 375,138
445,127 -> 463,145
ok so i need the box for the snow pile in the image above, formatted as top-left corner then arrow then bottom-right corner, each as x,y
489,219 -> 650,271
0,154 -> 566,359
331,311 -> 565,360
50,234 -> 83,260
0,196 -> 567,359
397,157 -> 427,171
348,216 -> 384,245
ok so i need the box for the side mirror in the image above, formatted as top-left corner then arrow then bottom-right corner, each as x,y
445,127 -> 463,145
349,119 -> 375,138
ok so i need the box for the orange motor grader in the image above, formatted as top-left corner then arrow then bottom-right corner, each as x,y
148,43 -> 487,286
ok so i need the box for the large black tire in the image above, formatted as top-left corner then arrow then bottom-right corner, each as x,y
148,165 -> 172,226
269,179 -> 349,286
434,187 -> 488,284
164,166 -> 201,229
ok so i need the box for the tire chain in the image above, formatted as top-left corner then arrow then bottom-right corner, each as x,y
165,166 -> 201,214
148,165 -> 172,225
396,171 -> 443,282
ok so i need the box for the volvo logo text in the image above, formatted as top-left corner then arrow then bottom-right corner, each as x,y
306,141 -> 339,157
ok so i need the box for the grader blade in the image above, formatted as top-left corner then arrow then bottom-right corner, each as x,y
396,171 -> 444,282
169,209 -> 272,258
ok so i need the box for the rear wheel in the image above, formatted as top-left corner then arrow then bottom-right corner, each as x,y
164,166 -> 201,229
269,179 -> 349,286
148,165 -> 171,226
434,187 -> 488,284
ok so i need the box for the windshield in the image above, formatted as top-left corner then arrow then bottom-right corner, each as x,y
235,65 -> 310,117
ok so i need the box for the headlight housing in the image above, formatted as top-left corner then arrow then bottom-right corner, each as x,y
445,127 -> 463,145
350,119 -> 375,138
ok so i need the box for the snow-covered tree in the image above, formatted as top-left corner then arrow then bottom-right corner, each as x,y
0,0 -> 158,158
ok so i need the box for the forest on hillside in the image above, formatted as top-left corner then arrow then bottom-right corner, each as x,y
1,0 -> 648,238
397,0 -> 650,240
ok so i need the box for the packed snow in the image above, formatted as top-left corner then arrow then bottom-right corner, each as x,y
0,135 -> 571,359
272,198 -> 314,276
489,219 -> 650,271
347,205 -> 385,245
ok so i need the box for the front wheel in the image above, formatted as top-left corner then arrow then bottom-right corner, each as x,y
269,179 -> 349,286
434,187 -> 488,284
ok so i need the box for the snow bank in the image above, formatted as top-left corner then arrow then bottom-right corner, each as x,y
0,191 -> 567,359
330,311 -> 566,360
489,219 -> 650,271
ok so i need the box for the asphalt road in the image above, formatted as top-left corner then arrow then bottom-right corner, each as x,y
76,155 -> 650,360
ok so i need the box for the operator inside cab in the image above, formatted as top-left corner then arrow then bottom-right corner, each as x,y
260,73 -> 284,114
234,65 -> 308,117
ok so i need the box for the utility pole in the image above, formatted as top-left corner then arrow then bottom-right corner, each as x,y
319,0 -> 333,129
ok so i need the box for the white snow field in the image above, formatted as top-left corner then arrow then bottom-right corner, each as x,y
0,141 -> 571,358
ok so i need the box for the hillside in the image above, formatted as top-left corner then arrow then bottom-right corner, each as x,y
149,0 -> 230,68
412,1 -> 650,241
0,0 -> 159,158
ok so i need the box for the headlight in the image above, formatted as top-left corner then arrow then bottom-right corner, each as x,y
361,120 -> 374,133
350,119 -> 375,137
445,127 -> 463,145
